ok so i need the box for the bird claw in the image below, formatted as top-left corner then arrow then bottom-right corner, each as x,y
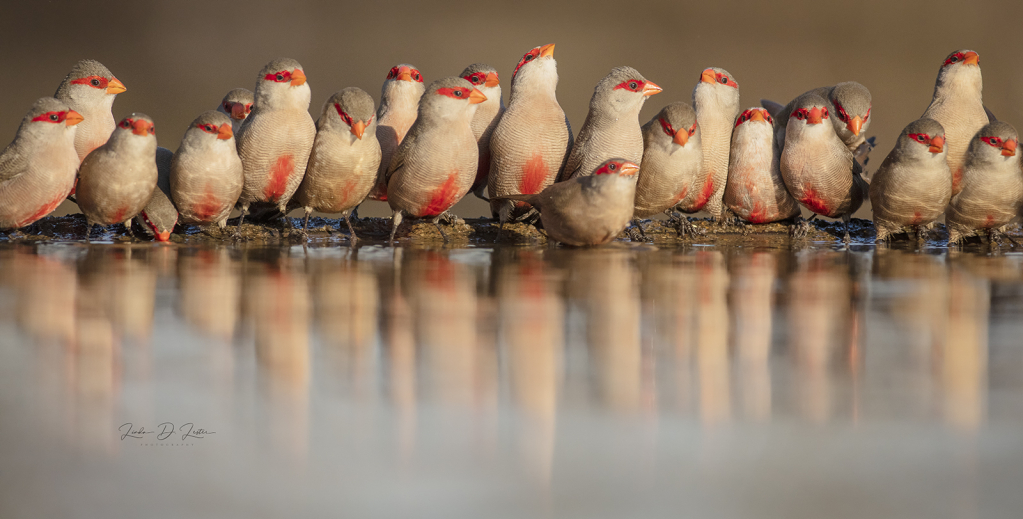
626,221 -> 648,242
790,218 -> 810,239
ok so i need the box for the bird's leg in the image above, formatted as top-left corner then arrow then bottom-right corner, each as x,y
234,206 -> 249,239
432,214 -> 449,242
389,211 -> 403,245
627,218 -> 648,241
301,210 -> 311,238
343,212 -> 358,246
842,214 -> 851,246
790,215 -> 811,239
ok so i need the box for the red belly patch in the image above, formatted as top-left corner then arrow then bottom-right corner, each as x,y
910,211 -> 922,225
421,172 -> 460,216
747,201 -> 769,224
691,176 -> 714,211
519,154 -> 548,195
16,193 -> 65,228
800,187 -> 830,215
193,188 -> 222,222
110,206 -> 129,224
952,168 -> 962,193
264,154 -> 296,202
984,214 -> 994,228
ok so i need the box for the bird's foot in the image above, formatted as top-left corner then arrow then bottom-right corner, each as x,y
790,218 -> 810,239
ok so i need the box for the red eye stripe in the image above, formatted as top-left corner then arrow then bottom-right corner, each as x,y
31,111 -> 68,123
437,87 -> 471,100
614,79 -> 646,92
943,52 -> 966,66
981,136 -> 1004,147
197,123 -> 219,135
70,75 -> 109,89
386,67 -> 398,79
716,73 -> 738,88
833,102 -> 849,122
264,70 -> 292,82
462,72 -> 487,86
333,103 -> 354,125
119,118 -> 134,129
658,117 -> 676,137
687,121 -> 698,135
513,48 -> 541,77
907,132 -> 931,144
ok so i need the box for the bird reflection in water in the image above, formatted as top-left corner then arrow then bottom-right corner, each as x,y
243,252 -> 311,460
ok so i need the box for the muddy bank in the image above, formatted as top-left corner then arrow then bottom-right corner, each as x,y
2,213 -> 1019,250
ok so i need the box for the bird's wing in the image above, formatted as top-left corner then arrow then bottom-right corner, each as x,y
760,99 -> 785,117
984,105 -> 998,122
0,141 -> 27,184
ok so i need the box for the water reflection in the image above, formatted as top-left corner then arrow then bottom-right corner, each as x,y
1,242 -> 1021,464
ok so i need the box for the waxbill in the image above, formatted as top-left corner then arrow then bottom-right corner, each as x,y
53,59 -> 127,162
170,111 -> 244,228
370,63 -> 424,201
294,87 -> 381,240
868,118 -> 950,242
921,50 -> 989,195
496,159 -> 639,247
945,121 -> 1022,246
763,81 -> 873,156
559,66 -> 661,181
488,44 -> 572,223
692,67 -> 741,219
216,88 -> 254,135
235,58 -> 316,225
459,63 -> 505,201
136,147 -> 178,242
0,98 -> 83,229
385,77 -> 486,243
779,94 -> 867,242
76,113 -> 158,230
723,107 -> 801,224
632,102 -> 702,234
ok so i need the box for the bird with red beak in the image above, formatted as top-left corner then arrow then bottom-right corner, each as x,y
946,121 -> 1023,246
170,111 -> 243,230
136,147 -> 179,242
234,58 -> 316,232
0,98 -> 83,229
691,66 -> 740,220
869,118 -> 950,242
385,77 -> 486,243
54,59 -> 127,163
922,49 -> 989,195
294,87 -> 381,242
779,93 -> 867,244
459,63 -> 505,202
559,66 -> 661,182
216,88 -> 254,136
724,107 -> 801,225
370,63 -> 425,201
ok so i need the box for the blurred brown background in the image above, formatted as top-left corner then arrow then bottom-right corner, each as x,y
2,0 -> 1021,218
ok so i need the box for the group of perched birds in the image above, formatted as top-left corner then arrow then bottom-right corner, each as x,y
0,46 -> 1018,247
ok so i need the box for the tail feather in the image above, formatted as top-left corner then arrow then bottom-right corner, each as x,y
760,99 -> 785,117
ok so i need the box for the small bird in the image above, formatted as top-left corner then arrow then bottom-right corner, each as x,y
763,81 -> 873,156
723,107 -> 801,224
76,113 -> 158,231
945,121 -> 1022,246
779,93 -> 867,242
921,50 -> 989,195
170,111 -> 243,228
632,102 -> 702,234
293,87 -> 381,240
386,77 -> 485,243
0,98 -> 83,230
136,147 -> 178,242
692,67 -> 741,220
235,58 -> 316,227
216,88 -> 254,135
370,63 -> 425,201
868,118 -> 950,242
53,59 -> 127,162
496,159 -> 639,247
459,63 -> 505,201
558,66 -> 661,181
488,43 -> 573,224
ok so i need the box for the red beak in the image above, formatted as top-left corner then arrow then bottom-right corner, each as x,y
396,66 -> 413,82
290,69 -> 307,86
217,123 -> 233,140
65,110 -> 84,126
929,135 -> 945,154
807,107 -> 823,125
132,120 -> 153,136
351,120 -> 366,139
1002,139 -> 1017,157
230,102 -> 246,120
484,72 -> 500,87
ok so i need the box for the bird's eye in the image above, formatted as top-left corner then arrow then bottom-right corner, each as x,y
768,116 -> 773,124
719,76 -> 727,84
276,74 -> 284,81
629,81 -> 638,89
951,55 -> 959,63
525,54 -> 535,61
454,89 -> 463,96
796,111 -> 804,120
149,126 -> 155,134
120,120 -> 130,128
91,79 -> 100,87
50,114 -> 58,121
917,135 -> 925,141
609,163 -> 617,170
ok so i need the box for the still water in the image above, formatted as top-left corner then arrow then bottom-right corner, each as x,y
1,241 -> 1021,518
